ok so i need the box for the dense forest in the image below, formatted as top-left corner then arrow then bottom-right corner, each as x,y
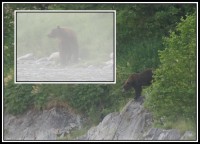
3,3 -> 197,134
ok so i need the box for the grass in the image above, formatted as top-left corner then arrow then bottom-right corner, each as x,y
4,70 -> 14,86
153,117 -> 196,140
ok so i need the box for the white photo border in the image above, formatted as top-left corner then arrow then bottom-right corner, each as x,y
14,10 -> 116,84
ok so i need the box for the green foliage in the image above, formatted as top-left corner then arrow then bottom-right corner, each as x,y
34,84 -> 128,123
116,4 -> 195,72
144,13 -> 196,124
4,5 -> 14,75
4,77 -> 34,115
3,3 -> 50,75
152,118 -> 196,138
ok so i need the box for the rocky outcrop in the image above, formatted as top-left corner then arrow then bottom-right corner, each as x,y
4,98 -> 195,141
78,99 -> 195,140
4,107 -> 82,140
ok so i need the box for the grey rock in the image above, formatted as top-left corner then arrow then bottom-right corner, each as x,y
180,131 -> 194,140
4,99 -> 196,141
17,53 -> 35,61
78,99 -> 195,141
4,107 -> 82,140
36,57 -> 49,64
144,128 -> 181,140
48,52 -> 59,61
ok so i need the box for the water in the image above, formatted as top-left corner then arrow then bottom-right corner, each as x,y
16,59 -> 114,82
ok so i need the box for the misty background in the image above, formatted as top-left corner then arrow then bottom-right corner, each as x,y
16,12 -> 114,64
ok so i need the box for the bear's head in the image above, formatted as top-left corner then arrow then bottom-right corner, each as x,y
48,26 -> 65,38
122,74 -> 138,92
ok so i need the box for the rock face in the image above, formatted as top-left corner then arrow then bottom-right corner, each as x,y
4,107 -> 82,140
78,99 -> 195,140
4,99 -> 195,141
144,128 -> 181,140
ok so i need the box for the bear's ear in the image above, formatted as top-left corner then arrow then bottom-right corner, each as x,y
57,26 -> 60,29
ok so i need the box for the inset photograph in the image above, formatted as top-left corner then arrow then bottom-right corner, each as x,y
15,10 -> 116,83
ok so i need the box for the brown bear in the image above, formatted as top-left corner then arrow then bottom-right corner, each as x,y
48,26 -> 79,66
122,68 -> 153,100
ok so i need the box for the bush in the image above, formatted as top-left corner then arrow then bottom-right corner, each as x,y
144,13 -> 196,124
4,77 -> 34,114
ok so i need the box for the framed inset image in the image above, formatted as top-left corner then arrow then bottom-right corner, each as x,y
15,10 -> 116,84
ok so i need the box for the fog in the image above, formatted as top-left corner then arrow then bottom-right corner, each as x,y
16,11 -> 115,83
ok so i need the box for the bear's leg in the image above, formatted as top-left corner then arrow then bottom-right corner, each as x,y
65,46 -> 73,65
59,47 -> 67,66
134,86 -> 142,101
60,52 -> 67,66
71,45 -> 79,63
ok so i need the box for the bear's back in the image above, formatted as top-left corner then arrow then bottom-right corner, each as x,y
139,69 -> 153,86
62,27 -> 77,38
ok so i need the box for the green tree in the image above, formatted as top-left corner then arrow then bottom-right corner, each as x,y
145,13 -> 196,123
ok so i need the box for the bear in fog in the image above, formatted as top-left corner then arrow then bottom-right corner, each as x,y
48,26 -> 79,66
